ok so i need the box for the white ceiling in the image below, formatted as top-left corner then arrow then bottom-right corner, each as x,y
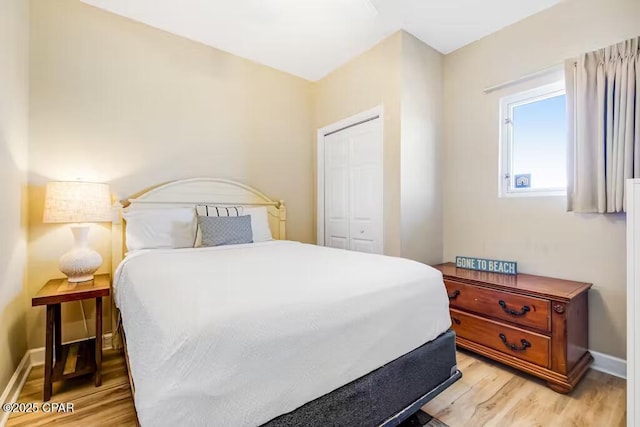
81,0 -> 561,81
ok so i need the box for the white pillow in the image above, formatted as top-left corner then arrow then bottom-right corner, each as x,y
124,207 -> 196,252
243,207 -> 273,242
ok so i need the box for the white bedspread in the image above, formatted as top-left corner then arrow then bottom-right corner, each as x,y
114,241 -> 451,427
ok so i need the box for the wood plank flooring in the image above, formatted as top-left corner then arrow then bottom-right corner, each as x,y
423,350 -> 626,427
6,350 -> 136,426
6,349 -> 625,426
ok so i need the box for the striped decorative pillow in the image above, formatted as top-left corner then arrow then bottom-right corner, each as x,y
196,205 -> 244,217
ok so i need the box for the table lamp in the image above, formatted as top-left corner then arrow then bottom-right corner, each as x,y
43,181 -> 112,282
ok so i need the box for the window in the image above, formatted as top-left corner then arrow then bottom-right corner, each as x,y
499,81 -> 567,197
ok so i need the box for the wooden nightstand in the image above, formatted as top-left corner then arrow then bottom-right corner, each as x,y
32,274 -> 111,401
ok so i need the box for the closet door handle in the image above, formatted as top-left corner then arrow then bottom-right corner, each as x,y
498,300 -> 530,316
499,333 -> 531,352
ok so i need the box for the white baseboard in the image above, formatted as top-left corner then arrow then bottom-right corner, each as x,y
0,352 -> 32,427
0,333 -> 113,427
590,350 -> 627,379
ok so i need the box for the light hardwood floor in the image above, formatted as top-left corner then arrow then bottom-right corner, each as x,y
6,351 -> 137,426
423,351 -> 626,427
6,349 -> 625,426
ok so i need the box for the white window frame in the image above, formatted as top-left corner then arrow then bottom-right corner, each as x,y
499,80 -> 567,198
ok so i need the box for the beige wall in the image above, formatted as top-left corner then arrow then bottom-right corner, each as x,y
400,32 -> 444,265
314,31 -> 444,262
27,0 -> 314,347
0,0 -> 29,393
314,32 -> 403,256
21,0 -> 636,361
443,0 -> 640,358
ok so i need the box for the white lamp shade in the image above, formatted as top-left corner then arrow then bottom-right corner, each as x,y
43,181 -> 112,223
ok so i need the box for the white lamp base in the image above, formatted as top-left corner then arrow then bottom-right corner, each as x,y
59,225 -> 102,283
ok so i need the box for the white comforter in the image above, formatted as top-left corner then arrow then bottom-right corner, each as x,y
114,241 -> 451,427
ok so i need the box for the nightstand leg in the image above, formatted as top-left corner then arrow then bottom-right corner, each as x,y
54,304 -> 61,361
43,305 -> 54,401
95,297 -> 102,387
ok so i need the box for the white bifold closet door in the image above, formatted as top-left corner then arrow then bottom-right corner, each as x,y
324,117 -> 382,254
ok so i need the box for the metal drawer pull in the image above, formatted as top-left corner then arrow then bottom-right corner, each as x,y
499,333 -> 531,352
448,290 -> 461,300
498,300 -> 530,316
451,316 -> 461,325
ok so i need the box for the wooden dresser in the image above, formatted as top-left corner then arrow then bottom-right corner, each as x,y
433,263 -> 592,393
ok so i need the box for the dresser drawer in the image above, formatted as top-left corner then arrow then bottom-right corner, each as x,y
445,280 -> 551,331
450,308 -> 550,367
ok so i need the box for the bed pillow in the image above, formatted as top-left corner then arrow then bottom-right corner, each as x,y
194,205 -> 243,247
195,205 -> 243,217
198,215 -> 253,247
243,207 -> 273,242
124,207 -> 197,252
195,205 -> 273,243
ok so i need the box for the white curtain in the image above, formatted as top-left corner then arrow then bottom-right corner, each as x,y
566,37 -> 640,213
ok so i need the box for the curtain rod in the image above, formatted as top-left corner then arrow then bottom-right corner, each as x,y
483,61 -> 575,94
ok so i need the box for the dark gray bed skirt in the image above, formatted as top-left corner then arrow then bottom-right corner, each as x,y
263,329 -> 461,427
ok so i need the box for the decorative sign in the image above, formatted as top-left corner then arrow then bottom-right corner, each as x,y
455,256 -> 517,275
514,174 -> 531,189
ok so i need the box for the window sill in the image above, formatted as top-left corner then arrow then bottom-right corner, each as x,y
500,190 -> 567,198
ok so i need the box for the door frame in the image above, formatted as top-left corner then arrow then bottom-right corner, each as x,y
627,178 -> 640,427
316,105 -> 384,248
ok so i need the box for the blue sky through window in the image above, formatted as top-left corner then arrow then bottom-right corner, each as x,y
511,94 -> 567,190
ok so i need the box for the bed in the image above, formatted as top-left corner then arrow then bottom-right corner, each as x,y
110,178 -> 461,427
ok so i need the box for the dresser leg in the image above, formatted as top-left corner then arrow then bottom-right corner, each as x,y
547,381 -> 572,394
43,305 -> 55,401
95,297 -> 102,387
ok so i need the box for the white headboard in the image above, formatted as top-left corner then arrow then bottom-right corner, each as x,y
111,178 -> 286,276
